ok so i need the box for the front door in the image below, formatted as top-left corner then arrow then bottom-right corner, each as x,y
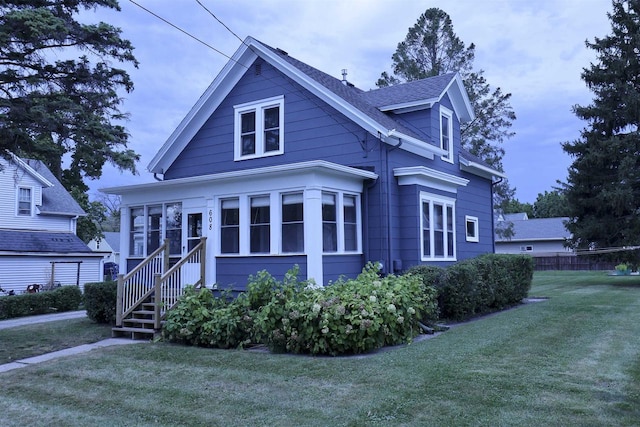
182,209 -> 203,287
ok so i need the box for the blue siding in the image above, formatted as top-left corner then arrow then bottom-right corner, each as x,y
165,59 -> 380,179
216,256 -> 307,290
323,254 -> 364,285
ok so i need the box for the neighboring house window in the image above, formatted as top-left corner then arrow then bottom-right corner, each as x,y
234,96 -> 284,160
421,192 -> 456,261
465,216 -> 479,243
128,203 -> 183,257
440,106 -> 454,163
250,195 -> 270,253
221,198 -> 240,254
282,193 -> 304,253
17,187 -> 32,216
520,245 -> 533,252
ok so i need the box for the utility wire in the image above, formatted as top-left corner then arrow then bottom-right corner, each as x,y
128,0 -> 238,64
195,0 -> 245,45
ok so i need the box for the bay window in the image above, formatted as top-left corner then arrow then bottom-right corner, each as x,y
282,193 -> 304,253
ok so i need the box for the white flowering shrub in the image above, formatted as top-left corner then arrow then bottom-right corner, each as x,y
253,263 -> 438,356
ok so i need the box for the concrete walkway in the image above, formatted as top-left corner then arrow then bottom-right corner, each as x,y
0,311 -> 143,374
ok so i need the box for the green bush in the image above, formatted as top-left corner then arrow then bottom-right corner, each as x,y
408,254 -> 534,321
84,281 -> 117,324
253,263 -> 438,356
162,286 -> 253,349
0,286 -> 82,320
52,286 -> 82,312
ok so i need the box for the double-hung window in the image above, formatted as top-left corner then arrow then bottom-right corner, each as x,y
322,191 -> 360,253
220,198 -> 240,254
250,196 -> 270,253
421,192 -> 456,261
17,187 -> 32,216
234,96 -> 284,160
440,106 -> 454,163
282,193 -> 304,253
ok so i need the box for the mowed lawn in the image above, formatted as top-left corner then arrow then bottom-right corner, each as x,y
1,271 -> 639,426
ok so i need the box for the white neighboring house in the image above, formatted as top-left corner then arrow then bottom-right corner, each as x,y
0,154 -> 106,294
88,231 -> 120,265
495,214 -> 573,256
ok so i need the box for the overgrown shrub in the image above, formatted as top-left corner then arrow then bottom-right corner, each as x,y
84,281 -> 117,324
162,286 -> 253,349
253,263 -> 438,356
409,254 -> 534,321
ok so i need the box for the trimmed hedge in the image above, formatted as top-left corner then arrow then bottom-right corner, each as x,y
408,254 -> 534,321
0,286 -> 82,320
84,281 -> 118,324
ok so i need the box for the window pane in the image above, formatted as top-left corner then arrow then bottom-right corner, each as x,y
264,107 -> 279,129
130,207 -> 144,256
250,196 -> 270,253
242,134 -> 255,156
344,195 -> 357,251
241,111 -> 255,133
423,229 -> 431,257
282,193 -> 304,253
264,129 -> 280,152
221,198 -> 239,254
322,193 -> 337,252
434,204 -> 444,257
447,206 -> 454,257
165,203 -> 182,255
466,220 -> 475,237
18,187 -> 31,215
441,115 -> 450,152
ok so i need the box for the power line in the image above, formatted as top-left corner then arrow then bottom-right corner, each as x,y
194,0 -> 245,45
128,0 -> 237,63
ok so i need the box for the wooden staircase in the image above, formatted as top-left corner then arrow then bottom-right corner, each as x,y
112,237 -> 206,340
112,298 -> 159,340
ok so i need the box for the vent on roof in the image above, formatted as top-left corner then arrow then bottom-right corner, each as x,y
276,47 -> 288,56
341,69 -> 348,86
255,63 -> 262,75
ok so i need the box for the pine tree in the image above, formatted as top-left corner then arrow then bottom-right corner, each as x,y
377,7 -> 516,207
563,0 -> 640,262
0,0 -> 139,241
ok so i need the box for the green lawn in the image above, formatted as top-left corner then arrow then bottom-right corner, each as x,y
1,271 -> 639,426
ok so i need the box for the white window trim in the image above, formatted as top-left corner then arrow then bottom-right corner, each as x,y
440,106 -> 454,164
216,189 -> 362,256
420,191 -> 456,261
16,186 -> 34,217
128,202 -> 183,258
234,95 -> 284,161
465,215 -> 479,243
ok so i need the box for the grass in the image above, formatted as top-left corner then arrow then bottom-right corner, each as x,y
1,271 -> 639,426
0,317 -> 112,363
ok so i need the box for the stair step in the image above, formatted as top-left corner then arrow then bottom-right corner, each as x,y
112,326 -> 158,340
133,310 -> 156,316
124,318 -> 156,325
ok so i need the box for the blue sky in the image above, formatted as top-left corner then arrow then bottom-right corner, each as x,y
88,0 -> 613,203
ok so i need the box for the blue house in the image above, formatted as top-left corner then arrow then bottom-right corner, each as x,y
103,37 -> 504,291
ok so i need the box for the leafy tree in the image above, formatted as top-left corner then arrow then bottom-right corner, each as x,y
0,0 -> 139,241
377,8 -> 516,206
562,0 -> 640,264
532,190 -> 570,218
500,198 -> 533,218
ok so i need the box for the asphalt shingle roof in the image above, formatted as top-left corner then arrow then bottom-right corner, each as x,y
24,159 -> 85,216
496,217 -> 571,242
0,230 -> 92,253
360,73 -> 457,108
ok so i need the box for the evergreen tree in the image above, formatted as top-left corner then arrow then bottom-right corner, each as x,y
377,8 -> 516,206
0,0 -> 139,241
563,0 -> 640,263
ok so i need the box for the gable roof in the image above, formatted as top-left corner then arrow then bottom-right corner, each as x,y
103,232 -> 120,252
24,159 -> 86,217
0,230 -> 92,253
496,217 -> 571,242
148,37 -> 476,175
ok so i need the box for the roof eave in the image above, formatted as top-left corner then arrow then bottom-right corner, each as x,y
459,157 -> 507,180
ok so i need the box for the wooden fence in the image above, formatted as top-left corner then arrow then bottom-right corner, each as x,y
533,255 -> 617,271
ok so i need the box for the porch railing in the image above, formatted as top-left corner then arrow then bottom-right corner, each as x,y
115,237 -> 207,328
153,237 -> 207,328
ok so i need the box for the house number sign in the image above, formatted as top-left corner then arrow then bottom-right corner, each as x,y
208,209 -> 213,230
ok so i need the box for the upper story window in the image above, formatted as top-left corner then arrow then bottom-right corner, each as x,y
234,95 -> 284,160
17,187 -> 32,216
421,192 -> 456,261
440,106 -> 454,163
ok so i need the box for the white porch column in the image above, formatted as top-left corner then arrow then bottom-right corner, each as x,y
206,198 -> 216,287
304,188 -> 323,286
120,206 -> 130,271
